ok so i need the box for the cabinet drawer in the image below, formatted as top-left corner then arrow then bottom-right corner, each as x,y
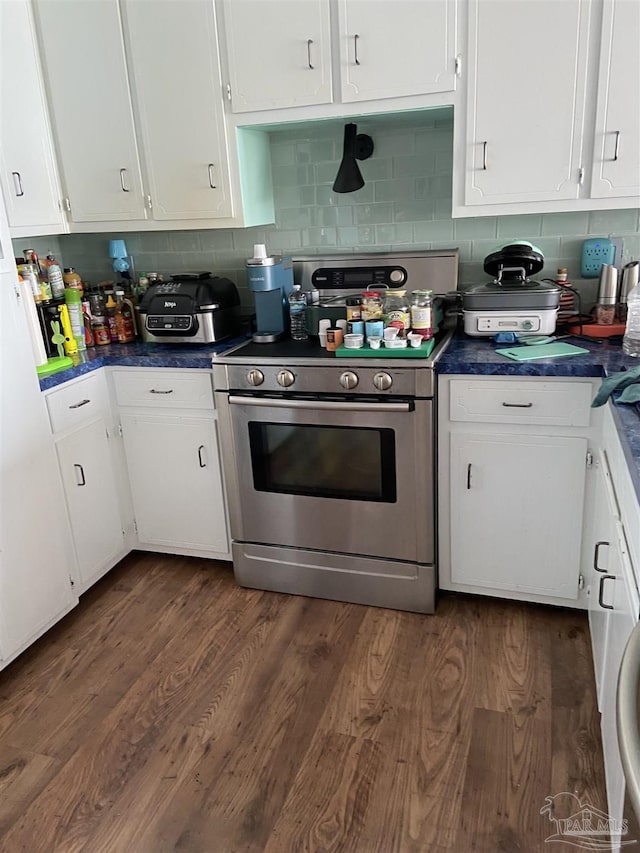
449,379 -> 593,427
46,371 -> 109,434
112,369 -> 214,410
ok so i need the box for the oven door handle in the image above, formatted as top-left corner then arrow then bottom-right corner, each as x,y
228,395 -> 413,413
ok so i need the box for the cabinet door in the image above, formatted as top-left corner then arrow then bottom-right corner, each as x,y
0,208 -> 76,660
591,0 -> 640,199
338,0 -> 457,103
583,453 -> 618,709
33,0 -> 146,222
222,0 -> 332,112
0,0 -> 64,233
122,0 -> 232,220
465,0 -> 590,205
450,432 -> 587,598
599,524 -> 639,832
56,419 -> 125,590
121,413 -> 228,554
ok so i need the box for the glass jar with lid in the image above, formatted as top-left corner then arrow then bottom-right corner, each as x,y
361,291 -> 383,321
383,290 -> 410,335
410,290 -> 434,340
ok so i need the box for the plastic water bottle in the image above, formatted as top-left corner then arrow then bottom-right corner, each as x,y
288,284 -> 308,341
623,283 -> 640,356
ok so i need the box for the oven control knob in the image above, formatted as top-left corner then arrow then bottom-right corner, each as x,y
389,268 -> 405,285
339,371 -> 359,390
373,371 -> 393,391
246,368 -> 264,386
277,369 -> 295,387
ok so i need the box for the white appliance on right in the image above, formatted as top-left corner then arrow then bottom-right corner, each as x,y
462,242 -> 560,337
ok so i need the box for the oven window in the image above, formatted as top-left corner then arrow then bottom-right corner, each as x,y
248,422 -> 396,502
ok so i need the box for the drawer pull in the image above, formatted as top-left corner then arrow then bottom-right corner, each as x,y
501,402 -> 533,408
74,463 -> 86,487
594,540 -> 610,573
12,171 -> 24,197
69,399 -> 91,409
598,574 -> 615,610
150,389 -> 174,395
466,463 -> 472,490
307,38 -> 314,70
198,445 -> 206,468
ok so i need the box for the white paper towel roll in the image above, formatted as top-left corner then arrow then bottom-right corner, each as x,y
18,279 -> 48,367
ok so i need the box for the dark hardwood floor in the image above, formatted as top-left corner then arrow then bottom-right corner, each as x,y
0,552 -> 606,852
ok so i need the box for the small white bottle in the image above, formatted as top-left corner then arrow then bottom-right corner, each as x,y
623,283 -> 640,356
288,284 -> 308,341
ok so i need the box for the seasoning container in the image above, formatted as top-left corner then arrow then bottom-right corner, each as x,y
91,316 -> 111,346
325,326 -> 344,351
63,267 -> 84,292
361,291 -> 383,321
383,289 -> 410,336
410,290 -> 434,340
594,264 -> 618,325
346,297 -> 362,322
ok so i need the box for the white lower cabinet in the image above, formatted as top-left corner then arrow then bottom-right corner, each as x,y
583,406 -> 640,842
438,375 -> 598,606
112,369 -> 229,559
55,419 -> 125,592
46,372 -> 128,593
449,432 -> 587,598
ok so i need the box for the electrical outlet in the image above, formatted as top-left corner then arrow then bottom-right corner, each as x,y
580,237 -> 616,278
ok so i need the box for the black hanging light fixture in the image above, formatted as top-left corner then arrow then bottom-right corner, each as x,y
332,122 -> 374,193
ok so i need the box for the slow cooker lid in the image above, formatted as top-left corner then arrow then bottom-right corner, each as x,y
483,241 -> 544,280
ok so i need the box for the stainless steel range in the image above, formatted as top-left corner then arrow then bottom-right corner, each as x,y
212,250 -> 458,614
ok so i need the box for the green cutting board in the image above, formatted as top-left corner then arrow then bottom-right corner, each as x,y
495,342 -> 590,361
335,339 -> 435,358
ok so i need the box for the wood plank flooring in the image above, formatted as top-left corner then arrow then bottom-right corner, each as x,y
0,552 -> 606,852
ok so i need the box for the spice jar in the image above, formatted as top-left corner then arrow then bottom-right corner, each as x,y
383,290 -> 410,336
410,290 -> 434,340
361,291 -> 383,321
346,297 -> 362,322
325,326 -> 344,351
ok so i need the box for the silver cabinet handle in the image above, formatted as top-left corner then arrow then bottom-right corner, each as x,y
617,621 -> 640,823
198,444 -> 206,468
228,395 -> 411,413
482,141 -> 488,170
150,388 -> 173,394
613,130 -> 621,161
354,33 -> 360,65
466,463 -> 472,490
594,540 -> 610,573
120,168 -> 130,192
307,38 -> 314,69
502,401 -> 533,408
74,463 -> 86,487
69,399 -> 90,409
207,163 -> 216,189
598,574 -> 615,610
11,171 -> 24,197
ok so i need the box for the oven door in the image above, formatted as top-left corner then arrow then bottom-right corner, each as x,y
220,393 -> 433,564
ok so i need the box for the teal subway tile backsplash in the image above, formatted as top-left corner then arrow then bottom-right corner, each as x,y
14,117 -> 639,306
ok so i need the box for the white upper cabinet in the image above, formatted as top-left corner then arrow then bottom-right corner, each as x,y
337,0 -> 457,103
222,0 -> 332,112
590,0 -> 640,199
122,0 -> 232,220
0,0 -> 65,235
464,0 -> 590,206
33,0 -> 147,222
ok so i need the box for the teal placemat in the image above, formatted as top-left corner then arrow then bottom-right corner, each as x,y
495,342 -> 590,361
335,339 -> 435,358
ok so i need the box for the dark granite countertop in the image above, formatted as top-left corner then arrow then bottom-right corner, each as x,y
438,332 -> 640,502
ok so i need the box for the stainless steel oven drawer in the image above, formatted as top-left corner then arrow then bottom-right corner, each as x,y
232,542 -> 436,614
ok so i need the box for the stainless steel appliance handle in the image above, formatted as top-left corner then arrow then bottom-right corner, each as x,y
228,395 -> 411,413
617,621 -> 640,823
